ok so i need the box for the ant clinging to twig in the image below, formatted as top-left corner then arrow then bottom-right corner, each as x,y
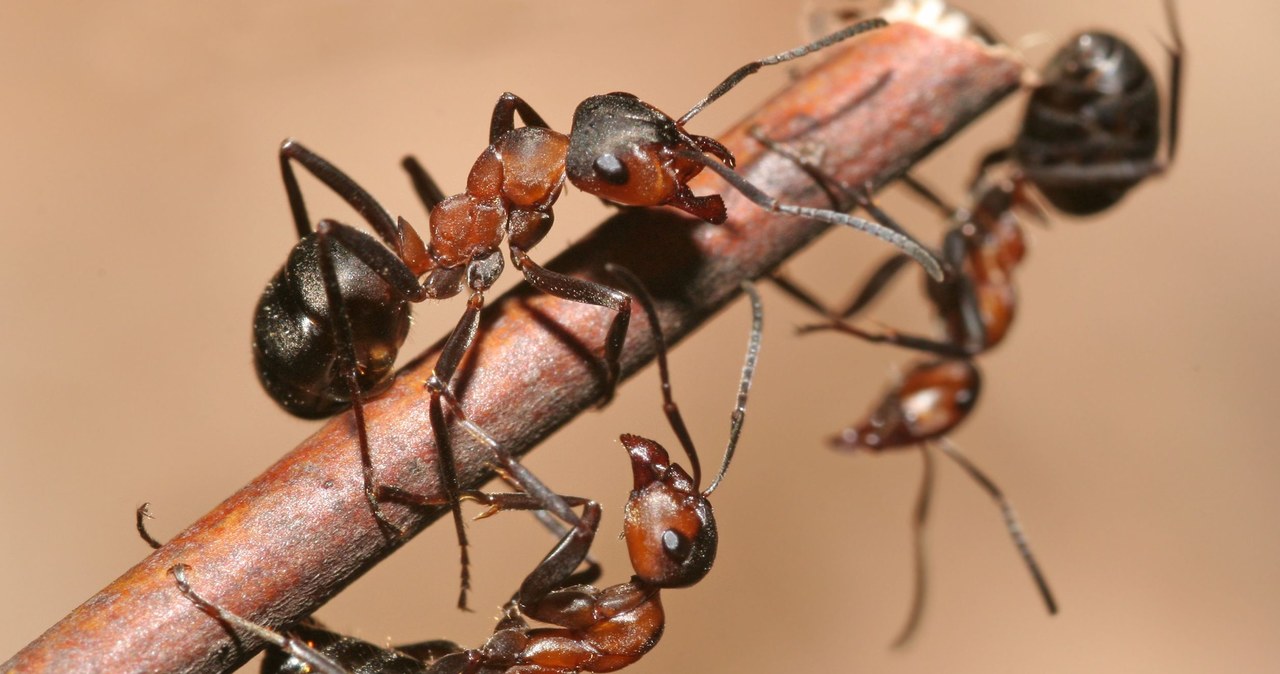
166,270 -> 764,674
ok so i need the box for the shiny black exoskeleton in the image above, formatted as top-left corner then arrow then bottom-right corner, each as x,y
990,0 -> 1184,215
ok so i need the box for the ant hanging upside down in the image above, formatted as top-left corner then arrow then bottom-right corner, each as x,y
765,0 -> 1183,646
163,270 -> 763,674
253,16 -> 940,610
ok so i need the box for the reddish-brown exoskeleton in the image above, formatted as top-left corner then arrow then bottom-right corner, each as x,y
165,272 -> 763,674
252,16 -> 942,611
763,1 -> 1183,643
389,15 -> 940,608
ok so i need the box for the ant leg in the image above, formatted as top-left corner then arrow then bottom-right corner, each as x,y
678,17 -> 888,125
508,247 -> 632,405
423,291 -> 487,610
490,92 -> 551,141
604,264 -> 702,486
278,140 -> 402,246
796,317 -> 974,358
393,639 -> 465,665
401,155 -> 447,216
169,565 -> 352,674
436,395 -> 598,541
314,225 -> 405,538
1021,160 -> 1168,188
680,151 -> 944,282
898,173 -> 963,221
933,437 -> 1058,615
476,493 -> 604,618
748,125 -> 919,240
1162,0 -> 1184,165
970,145 -> 1011,191
382,485 -> 603,611
772,254 -> 911,321
135,503 -> 164,550
891,445 -> 936,649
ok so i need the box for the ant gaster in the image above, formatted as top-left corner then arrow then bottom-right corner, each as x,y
165,271 -> 764,674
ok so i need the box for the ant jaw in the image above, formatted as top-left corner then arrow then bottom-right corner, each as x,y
621,434 -> 672,491
830,426 -> 884,453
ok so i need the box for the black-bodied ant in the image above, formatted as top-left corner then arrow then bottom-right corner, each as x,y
251,15 -> 941,610
164,273 -> 763,674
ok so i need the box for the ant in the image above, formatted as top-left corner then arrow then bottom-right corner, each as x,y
374,15 -> 939,607
254,141 -> 595,611
982,0 -> 1184,216
253,17 -> 941,611
163,271 -> 764,674
762,0 -> 1183,644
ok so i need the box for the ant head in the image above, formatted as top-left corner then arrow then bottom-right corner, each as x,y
620,433 -> 718,589
566,93 -> 721,217
832,359 -> 981,452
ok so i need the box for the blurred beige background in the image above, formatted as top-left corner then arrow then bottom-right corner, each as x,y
2,1 -> 1277,672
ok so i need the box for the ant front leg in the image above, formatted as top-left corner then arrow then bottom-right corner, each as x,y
490,92 -> 551,140
508,246 -> 632,405
797,315 -> 975,358
381,485 -> 604,615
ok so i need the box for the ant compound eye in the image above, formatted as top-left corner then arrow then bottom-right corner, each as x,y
593,154 -> 630,185
661,529 -> 692,562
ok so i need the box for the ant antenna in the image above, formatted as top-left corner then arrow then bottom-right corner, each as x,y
683,152 -> 945,281
679,18 -> 888,126
604,263 -> 703,487
934,437 -> 1058,615
705,281 -> 763,497
892,446 -> 936,649
601,267 -> 762,496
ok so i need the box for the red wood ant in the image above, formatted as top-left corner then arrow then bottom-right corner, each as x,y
761,0 -> 1182,644
164,272 -> 764,674
379,15 -> 937,606
771,169 -> 1054,646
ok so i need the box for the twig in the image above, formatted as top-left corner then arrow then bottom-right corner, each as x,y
4,23 -> 1021,674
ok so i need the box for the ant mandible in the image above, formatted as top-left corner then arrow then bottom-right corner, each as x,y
164,271 -> 764,674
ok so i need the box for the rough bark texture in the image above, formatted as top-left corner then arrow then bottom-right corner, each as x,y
5,23 -> 1021,674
